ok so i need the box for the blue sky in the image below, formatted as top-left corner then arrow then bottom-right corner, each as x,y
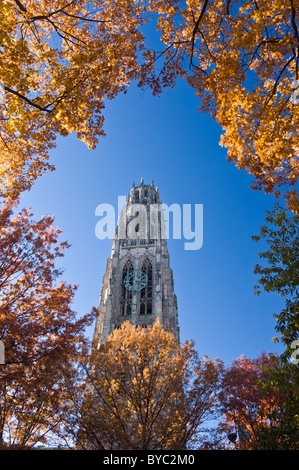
19,76 -> 287,366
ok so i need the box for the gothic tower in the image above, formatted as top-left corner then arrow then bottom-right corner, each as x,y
92,178 -> 180,347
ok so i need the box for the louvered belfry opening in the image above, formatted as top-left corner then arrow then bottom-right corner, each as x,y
120,260 -> 133,316
140,258 -> 152,316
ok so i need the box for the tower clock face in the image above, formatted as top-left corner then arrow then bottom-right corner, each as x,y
124,271 -> 148,291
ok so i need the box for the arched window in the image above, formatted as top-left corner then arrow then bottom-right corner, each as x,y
120,260 -> 133,316
140,258 -> 152,315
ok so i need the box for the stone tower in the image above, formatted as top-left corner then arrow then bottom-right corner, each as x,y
92,178 -> 180,347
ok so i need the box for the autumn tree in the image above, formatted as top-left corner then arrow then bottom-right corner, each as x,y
73,320 -> 223,450
0,0 -> 148,197
216,353 -> 284,450
0,197 -> 95,448
142,0 -> 299,212
2,0 -> 299,211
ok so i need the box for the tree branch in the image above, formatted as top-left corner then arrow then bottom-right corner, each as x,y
290,0 -> 299,79
4,86 -> 53,113
190,0 -> 210,69
13,0 -> 27,13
